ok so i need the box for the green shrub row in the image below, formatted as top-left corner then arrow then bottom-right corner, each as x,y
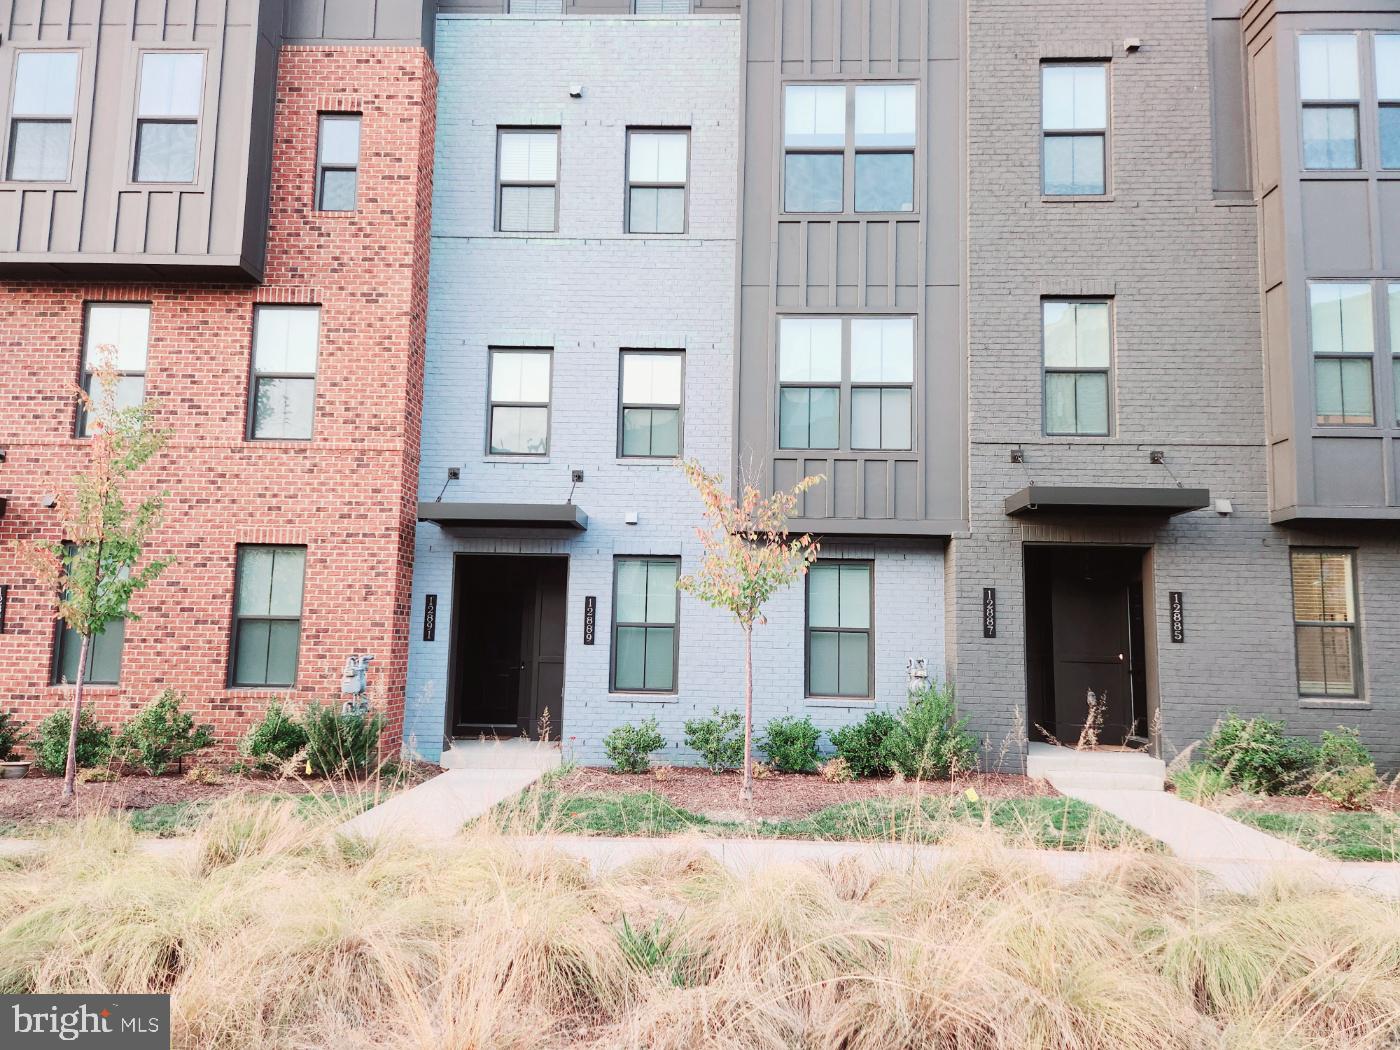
2,692 -> 384,779
603,681 -> 978,781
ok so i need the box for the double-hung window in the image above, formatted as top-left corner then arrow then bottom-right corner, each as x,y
807,561 -> 872,699
783,83 -> 916,213
134,52 -> 205,183
1290,549 -> 1361,698
80,303 -> 149,436
635,0 -> 692,11
316,114 -> 361,211
7,51 -> 79,182
850,318 -> 914,450
1043,300 -> 1111,436
509,0 -> 563,11
1298,34 -> 1360,170
611,557 -> 679,693
1042,64 -> 1108,195
231,546 -> 306,688
1390,283 -> 1400,424
1309,282 -> 1373,426
250,306 -> 319,440
488,349 -> 551,455
627,129 -> 688,234
619,350 -> 683,457
497,129 -> 558,233
778,317 -> 842,449
53,549 -> 124,685
1378,36 -> 1400,169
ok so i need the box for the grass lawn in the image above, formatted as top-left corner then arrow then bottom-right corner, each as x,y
1231,808 -> 1400,862
502,786 -> 1154,851
123,792 -> 380,838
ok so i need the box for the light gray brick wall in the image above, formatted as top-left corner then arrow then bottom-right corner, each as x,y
405,14 -> 946,764
956,0 -> 1400,770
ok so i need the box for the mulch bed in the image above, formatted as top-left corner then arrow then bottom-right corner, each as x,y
559,766 -> 1058,821
1220,790 -> 1400,816
0,762 -> 439,827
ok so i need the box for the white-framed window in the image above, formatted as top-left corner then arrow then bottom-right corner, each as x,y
619,350 -> 683,457
1041,63 -> 1108,195
133,51 -> 205,183
1043,300 -> 1111,436
611,557 -> 680,693
1290,549 -> 1361,699
497,129 -> 558,233
6,51 -> 79,182
316,114 -> 361,211
806,561 -> 873,699
627,129 -> 688,234
79,303 -> 150,436
488,348 -> 551,455
1298,34 -> 1360,170
250,306 -> 319,440
1308,282 -> 1374,426
782,83 -> 916,213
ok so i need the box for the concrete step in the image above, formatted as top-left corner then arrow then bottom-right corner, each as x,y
1026,741 -> 1166,792
440,737 -> 562,772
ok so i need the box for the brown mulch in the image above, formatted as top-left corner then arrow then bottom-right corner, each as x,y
1220,790 -> 1400,816
560,766 -> 1058,821
0,762 -> 439,827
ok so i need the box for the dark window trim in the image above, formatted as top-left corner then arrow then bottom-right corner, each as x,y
1305,280 -> 1377,429
1041,297 -> 1113,438
129,49 -> 207,186
1297,32 -> 1363,172
495,125 -> 560,233
609,555 -> 681,695
486,346 -> 554,457
1289,546 -> 1363,701
624,126 -> 691,235
804,558 -> 875,700
1039,60 -> 1111,198
76,301 -> 151,438
228,544 -> 306,689
3,48 -> 82,185
617,348 -> 685,458
315,112 -> 362,212
780,81 -> 919,216
246,303 -> 320,442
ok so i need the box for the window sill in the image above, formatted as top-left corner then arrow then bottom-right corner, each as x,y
608,693 -> 678,703
48,683 -> 121,691
245,438 -> 314,447
310,209 -> 358,218
1297,697 -> 1370,710
224,685 -> 299,694
615,456 -> 682,465
1041,194 -> 1115,203
805,697 -> 876,709
780,211 -> 921,219
483,455 -> 551,463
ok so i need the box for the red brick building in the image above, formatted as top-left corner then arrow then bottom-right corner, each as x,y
0,3 -> 436,752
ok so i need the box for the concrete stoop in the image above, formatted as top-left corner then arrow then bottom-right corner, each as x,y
1026,741 -> 1166,792
438,737 -> 563,772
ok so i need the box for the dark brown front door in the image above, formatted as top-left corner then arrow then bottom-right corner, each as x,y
1026,545 -> 1147,747
448,555 -> 567,739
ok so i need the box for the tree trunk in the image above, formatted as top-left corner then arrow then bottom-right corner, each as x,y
741,624 -> 754,806
62,634 -> 90,800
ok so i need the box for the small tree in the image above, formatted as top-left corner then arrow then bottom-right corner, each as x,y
24,350 -> 169,798
676,459 -> 822,804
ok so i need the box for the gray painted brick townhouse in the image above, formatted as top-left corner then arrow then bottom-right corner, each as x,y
406,0 -> 1400,770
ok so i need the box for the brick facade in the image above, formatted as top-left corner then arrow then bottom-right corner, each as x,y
0,47 -> 436,751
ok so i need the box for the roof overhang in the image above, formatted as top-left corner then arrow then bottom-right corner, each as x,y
1004,485 -> 1211,518
417,501 -> 588,531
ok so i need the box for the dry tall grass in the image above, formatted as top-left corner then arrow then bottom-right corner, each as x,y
1,797 -> 1398,1049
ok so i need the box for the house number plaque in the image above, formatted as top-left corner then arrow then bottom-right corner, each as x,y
1169,591 -> 1184,643
583,596 -> 596,645
982,588 -> 997,638
423,594 -> 437,642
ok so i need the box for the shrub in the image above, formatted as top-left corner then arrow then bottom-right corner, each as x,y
32,707 -> 114,775
0,710 -> 27,762
881,680 -> 977,781
1312,727 -> 1380,809
1204,714 -> 1316,795
239,700 -> 308,770
829,711 -> 898,778
819,757 -> 855,783
301,702 -> 385,777
604,718 -> 667,774
114,689 -> 214,776
1169,763 -> 1233,804
683,709 -> 743,773
758,715 -> 821,773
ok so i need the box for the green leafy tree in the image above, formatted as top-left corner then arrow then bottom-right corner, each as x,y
23,350 -> 170,798
676,459 -> 822,804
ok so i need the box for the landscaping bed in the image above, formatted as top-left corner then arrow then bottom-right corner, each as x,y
504,767 -> 1152,851
1215,793 -> 1400,862
0,764 -> 438,838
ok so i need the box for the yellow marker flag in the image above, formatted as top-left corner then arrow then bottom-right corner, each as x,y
964,787 -> 979,803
